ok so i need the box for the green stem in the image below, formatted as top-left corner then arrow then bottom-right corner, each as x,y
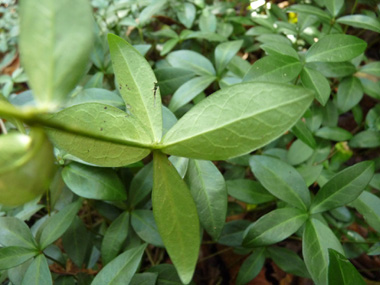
0,102 -> 155,150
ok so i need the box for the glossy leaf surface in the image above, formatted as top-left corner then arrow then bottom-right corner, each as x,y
0,217 -> 37,249
215,40 -> 243,74
167,50 -> 215,76
131,210 -> 164,247
249,155 -> 310,210
92,244 -> 146,285
0,246 -> 37,270
301,67 -> 330,106
351,191 -> 380,233
21,254 -> 52,285
236,248 -> 266,285
310,161 -> 374,214
62,162 -> 126,200
243,208 -> 308,247
152,152 -> 200,284
337,15 -> 380,33
161,83 -> 313,160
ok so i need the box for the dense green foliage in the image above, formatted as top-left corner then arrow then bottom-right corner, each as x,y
0,0 -> 380,284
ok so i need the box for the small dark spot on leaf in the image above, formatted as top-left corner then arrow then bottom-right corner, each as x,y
104,106 -> 107,109
100,128 -> 103,131
87,150 -> 90,152
104,121 -> 106,123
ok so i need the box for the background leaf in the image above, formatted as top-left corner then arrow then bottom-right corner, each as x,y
19,0 -> 94,108
236,248 -> 266,285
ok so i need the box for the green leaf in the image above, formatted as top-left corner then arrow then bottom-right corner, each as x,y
199,9 -> 217,33
108,34 -> 162,142
130,272 -> 158,285
129,162 -> 153,207
301,67 -> 330,106
337,15 -> 380,33
249,155 -> 310,211
305,34 -> 367,63
287,4 -> 331,23
0,129 -> 56,206
243,55 -> 302,83
0,217 -> 37,249
350,191 -> 380,233
302,218 -> 344,285
101,212 -> 130,265
147,264 -> 182,284
177,3 -> 196,29
161,83 -> 313,160
21,254 -> 52,285
0,246 -> 37,270
160,38 -> 179,56
131,210 -> 164,247
267,247 -> 310,278
19,0 -> 93,108
184,159 -> 227,240
337,76 -> 363,113
62,162 -> 126,200
349,130 -> 380,148
155,68 -> 195,96
47,103 -> 151,167
218,220 -> 251,247
306,61 -> 356,78
139,0 -> 167,25
325,0 -> 344,17
168,76 -> 215,112
226,179 -> 274,204
92,244 -> 146,285
236,248 -> 266,285
39,199 -> 82,250
310,161 -> 374,214
328,249 -> 366,285
152,151 -> 200,284
62,217 -> 91,267
243,208 -> 308,247
181,31 -> 226,42
360,61 -> 380,77
287,139 -> 314,166
65,88 -> 125,109
314,126 -> 353,141
167,50 -> 215,76
291,119 -> 317,149
260,43 -> 299,60
215,40 -> 244,75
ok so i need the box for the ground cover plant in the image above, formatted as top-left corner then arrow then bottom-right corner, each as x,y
0,0 -> 380,284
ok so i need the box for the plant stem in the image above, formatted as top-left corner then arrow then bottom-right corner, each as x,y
0,102 -> 156,150
0,119 -> 7,134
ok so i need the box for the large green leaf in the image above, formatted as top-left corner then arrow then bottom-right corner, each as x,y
300,67 -> 330,106
21,254 -> 52,285
0,217 -> 37,249
214,40 -> 244,75
236,248 -> 266,285
0,246 -> 37,270
168,76 -> 215,112
243,55 -> 302,83
337,15 -> 380,33
350,191 -> 380,233
184,159 -> 227,240
62,162 -> 126,200
47,103 -> 151,167
108,34 -> 162,142
328,249 -> 366,285
249,155 -> 310,211
101,212 -> 130,265
131,210 -> 164,247
92,244 -> 146,285
38,199 -> 82,250
303,219 -> 344,285
19,0 -> 93,108
243,208 -> 308,247
161,83 -> 313,160
166,50 -> 215,76
152,151 -> 200,284
305,34 -> 367,63
0,129 -> 56,206
310,161 -> 374,214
